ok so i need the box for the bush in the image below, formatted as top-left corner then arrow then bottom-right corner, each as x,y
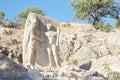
61,21 -> 71,27
84,35 -> 92,43
101,23 -> 111,32
115,19 -> 120,29
94,22 -> 111,32
72,59 -> 78,66
94,22 -> 103,30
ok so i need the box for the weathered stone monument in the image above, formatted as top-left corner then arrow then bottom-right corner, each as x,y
23,12 -> 60,68
45,23 -> 60,67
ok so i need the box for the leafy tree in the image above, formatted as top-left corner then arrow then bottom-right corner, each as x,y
0,11 -> 5,21
15,6 -> 45,23
70,0 -> 120,25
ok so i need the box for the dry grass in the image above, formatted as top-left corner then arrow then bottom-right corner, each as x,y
60,22 -> 94,33
0,28 -> 24,47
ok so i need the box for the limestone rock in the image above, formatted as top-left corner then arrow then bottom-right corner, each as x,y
106,32 -> 120,49
83,71 -> 107,80
108,72 -> 120,80
59,33 -> 76,53
0,69 -> 44,80
27,69 -> 44,80
0,70 -> 31,80
0,28 -> 12,35
91,54 -> 120,76
70,41 -> 109,60
0,54 -> 26,71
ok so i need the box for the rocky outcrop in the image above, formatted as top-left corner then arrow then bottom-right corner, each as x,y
0,54 -> 26,71
59,29 -> 120,79
0,68 -> 45,80
0,21 -> 14,28
0,28 -> 12,35
0,45 -> 22,64
70,41 -> 109,60
59,30 -> 120,61
1,13 -> 120,79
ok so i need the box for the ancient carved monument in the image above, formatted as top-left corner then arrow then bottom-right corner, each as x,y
45,23 -> 60,67
23,12 -> 60,68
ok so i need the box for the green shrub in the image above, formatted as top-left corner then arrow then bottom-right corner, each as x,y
94,22 -> 103,30
72,59 -> 78,66
100,23 -> 111,32
84,35 -> 92,43
115,19 -> 120,29
62,21 -> 71,27
94,22 -> 111,32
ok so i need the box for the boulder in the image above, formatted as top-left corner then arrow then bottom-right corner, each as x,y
0,54 -> 26,72
0,70 -> 31,80
79,61 -> 92,71
0,69 -> 44,80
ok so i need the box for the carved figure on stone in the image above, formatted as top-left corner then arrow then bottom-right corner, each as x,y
23,12 -> 60,68
23,13 -> 49,68
45,23 -> 61,67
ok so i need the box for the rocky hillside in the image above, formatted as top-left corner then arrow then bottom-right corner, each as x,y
0,19 -> 120,79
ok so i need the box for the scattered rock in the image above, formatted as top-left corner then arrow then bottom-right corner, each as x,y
4,21 -> 14,28
79,61 -> 92,71
0,45 -> 22,64
83,71 -> 107,80
0,28 -> 12,35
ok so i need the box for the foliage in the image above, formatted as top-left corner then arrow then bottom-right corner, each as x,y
115,19 -> 120,29
70,0 -> 120,25
95,22 -> 111,32
72,59 -> 78,66
61,21 -> 71,27
0,11 -> 5,21
84,35 -> 92,43
15,6 -> 45,23
94,22 -> 103,30
101,23 -> 112,32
